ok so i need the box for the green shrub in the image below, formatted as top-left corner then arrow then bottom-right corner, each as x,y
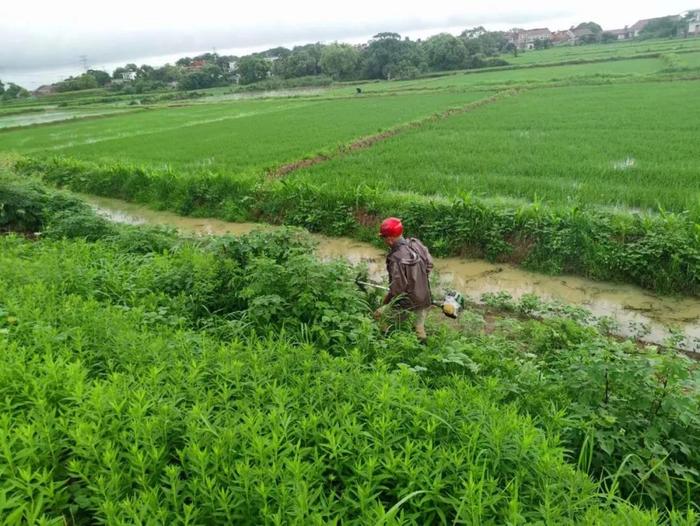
1,232 -> 684,523
105,224 -> 179,254
44,210 -> 117,241
17,156 -> 700,295
0,168 -> 89,233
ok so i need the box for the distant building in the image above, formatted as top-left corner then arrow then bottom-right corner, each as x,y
508,28 -> 552,49
688,10 -> 700,36
188,59 -> 207,71
551,29 -> 575,45
608,26 -> 632,40
523,28 -> 552,49
629,15 -> 681,38
629,18 -> 653,37
571,27 -> 595,43
34,84 -> 55,96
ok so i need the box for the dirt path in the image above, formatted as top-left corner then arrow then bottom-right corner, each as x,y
268,89 -> 521,179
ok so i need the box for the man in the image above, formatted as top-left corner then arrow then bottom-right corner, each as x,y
374,217 -> 433,342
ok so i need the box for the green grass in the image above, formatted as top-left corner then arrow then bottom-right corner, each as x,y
0,233 -> 669,524
0,91 -> 491,174
291,80 -> 700,213
21,152 -> 700,294
0,107 -> 47,117
328,56 -> 667,97
1,174 -> 699,522
680,51 -> 700,68
500,37 -> 700,66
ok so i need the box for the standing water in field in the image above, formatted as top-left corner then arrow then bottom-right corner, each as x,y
0,109 -> 131,129
86,195 -> 700,352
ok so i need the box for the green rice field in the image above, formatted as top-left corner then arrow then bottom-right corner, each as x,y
500,37 -> 700,65
0,91 -> 491,172
292,80 -> 700,212
335,56 -> 670,96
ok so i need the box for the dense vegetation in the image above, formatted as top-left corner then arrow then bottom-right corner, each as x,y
0,79 -> 30,101
16,155 -> 698,295
2,168 -> 700,524
2,41 -> 699,295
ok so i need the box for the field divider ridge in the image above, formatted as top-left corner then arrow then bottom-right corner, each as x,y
268,89 -> 522,179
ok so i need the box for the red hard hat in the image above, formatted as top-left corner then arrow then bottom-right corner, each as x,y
379,217 -> 403,237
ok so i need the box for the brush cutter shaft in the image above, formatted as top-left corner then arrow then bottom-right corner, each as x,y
354,276 -> 464,319
356,280 -> 389,291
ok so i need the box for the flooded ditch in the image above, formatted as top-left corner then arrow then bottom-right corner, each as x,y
85,194 -> 700,352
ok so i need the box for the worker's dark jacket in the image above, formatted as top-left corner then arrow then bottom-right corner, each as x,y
385,237 -> 433,310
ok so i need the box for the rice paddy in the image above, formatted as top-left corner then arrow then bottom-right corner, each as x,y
0,91 -> 491,172
292,80 -> 700,212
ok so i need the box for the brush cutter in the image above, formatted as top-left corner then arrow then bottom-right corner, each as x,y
355,276 -> 465,319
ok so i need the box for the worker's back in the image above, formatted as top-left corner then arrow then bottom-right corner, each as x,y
386,238 -> 432,309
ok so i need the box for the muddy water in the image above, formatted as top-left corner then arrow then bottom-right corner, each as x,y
0,109 -> 130,129
205,88 -> 326,103
85,195 -> 700,351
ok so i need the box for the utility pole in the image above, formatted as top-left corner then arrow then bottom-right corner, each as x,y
79,55 -> 89,71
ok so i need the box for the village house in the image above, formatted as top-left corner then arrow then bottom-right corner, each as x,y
628,18 -> 653,38
629,15 -> 682,38
551,29 -> 575,45
607,27 -> 632,40
571,27 -> 595,43
688,10 -> 700,36
521,28 -> 552,49
33,84 -> 56,96
188,59 -> 207,71
507,28 -> 552,49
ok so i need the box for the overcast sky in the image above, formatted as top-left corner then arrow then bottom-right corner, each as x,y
1,0 -> 695,88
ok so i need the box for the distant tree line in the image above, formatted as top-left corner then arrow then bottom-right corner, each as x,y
0,80 -> 30,100
47,28 -> 514,94
36,15 -> 692,96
